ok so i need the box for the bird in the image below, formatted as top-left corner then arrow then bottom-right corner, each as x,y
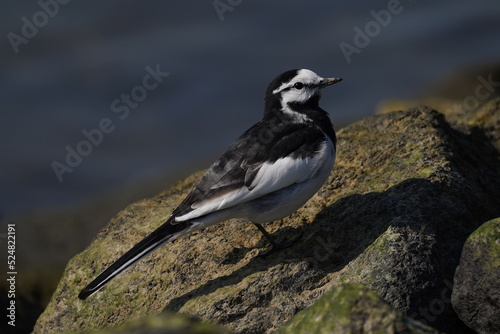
78,69 -> 342,300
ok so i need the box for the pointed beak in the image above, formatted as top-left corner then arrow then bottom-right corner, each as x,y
320,77 -> 343,87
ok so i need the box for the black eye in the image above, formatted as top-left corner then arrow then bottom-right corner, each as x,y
293,82 -> 304,89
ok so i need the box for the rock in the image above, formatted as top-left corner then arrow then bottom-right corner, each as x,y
277,284 -> 441,334
451,218 -> 500,334
0,163 -> 198,311
34,102 -> 500,334
88,311 -> 230,334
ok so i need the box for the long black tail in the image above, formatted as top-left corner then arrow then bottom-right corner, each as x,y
78,218 -> 192,300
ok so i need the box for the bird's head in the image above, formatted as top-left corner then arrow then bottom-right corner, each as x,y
264,69 -> 342,120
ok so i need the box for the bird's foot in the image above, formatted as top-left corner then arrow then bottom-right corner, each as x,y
253,223 -> 302,257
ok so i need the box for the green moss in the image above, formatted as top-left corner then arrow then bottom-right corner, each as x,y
277,284 -> 439,334
370,227 -> 399,252
467,218 -> 500,270
336,227 -> 401,286
35,104 -> 498,334
467,97 -> 500,127
89,311 -> 230,334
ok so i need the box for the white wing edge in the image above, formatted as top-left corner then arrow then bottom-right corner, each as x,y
175,139 -> 332,222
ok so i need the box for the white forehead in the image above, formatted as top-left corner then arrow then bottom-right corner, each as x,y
273,69 -> 323,94
294,69 -> 323,83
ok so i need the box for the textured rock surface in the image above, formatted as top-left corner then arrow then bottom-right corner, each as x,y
452,218 -> 500,334
88,312 -> 229,334
34,101 -> 500,334
277,284 -> 440,334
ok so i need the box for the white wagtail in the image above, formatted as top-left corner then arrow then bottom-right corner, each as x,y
78,69 -> 342,300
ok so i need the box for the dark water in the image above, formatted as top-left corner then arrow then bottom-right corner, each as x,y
1,1 -> 500,218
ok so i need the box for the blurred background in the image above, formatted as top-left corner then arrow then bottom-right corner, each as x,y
1,1 -> 500,332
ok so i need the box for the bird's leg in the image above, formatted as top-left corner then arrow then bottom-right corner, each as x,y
253,223 -> 297,251
254,223 -> 280,249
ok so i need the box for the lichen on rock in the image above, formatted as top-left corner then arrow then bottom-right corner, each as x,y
34,101 -> 500,334
452,217 -> 500,334
277,284 -> 441,334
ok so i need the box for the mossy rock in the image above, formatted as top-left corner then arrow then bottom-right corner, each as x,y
87,311 -> 230,334
34,104 -> 500,334
277,284 -> 441,334
452,218 -> 500,334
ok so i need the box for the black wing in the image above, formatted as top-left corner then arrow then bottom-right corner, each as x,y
171,119 -> 327,219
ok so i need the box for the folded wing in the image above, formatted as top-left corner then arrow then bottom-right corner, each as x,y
174,122 -> 329,222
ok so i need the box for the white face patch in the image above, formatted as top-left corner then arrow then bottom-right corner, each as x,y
272,69 -> 324,100
272,69 -> 326,121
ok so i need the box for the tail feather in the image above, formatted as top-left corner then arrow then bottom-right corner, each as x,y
78,218 -> 191,300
